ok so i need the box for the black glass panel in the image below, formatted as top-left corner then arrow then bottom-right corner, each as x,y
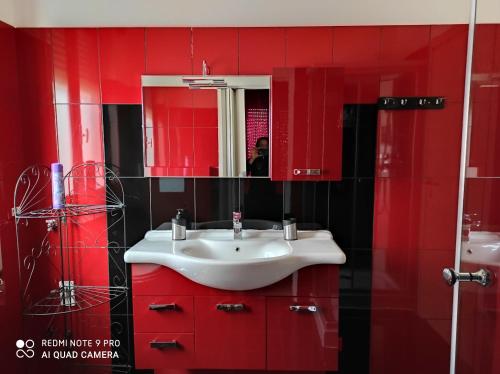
103,104 -> 143,177
194,178 -> 239,226
240,178 -> 283,222
151,178 -> 195,229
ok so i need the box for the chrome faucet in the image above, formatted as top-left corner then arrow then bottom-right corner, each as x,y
233,211 -> 242,240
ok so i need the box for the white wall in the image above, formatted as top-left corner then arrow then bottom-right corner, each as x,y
0,0 -> 498,28
0,0 -> 16,26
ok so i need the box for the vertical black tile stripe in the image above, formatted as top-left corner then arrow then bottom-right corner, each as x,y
103,104 -> 143,177
335,104 -> 378,374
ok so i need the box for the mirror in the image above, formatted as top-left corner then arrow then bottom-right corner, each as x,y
142,75 -> 271,177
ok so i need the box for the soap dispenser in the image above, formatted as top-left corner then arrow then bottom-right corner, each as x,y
172,209 -> 186,240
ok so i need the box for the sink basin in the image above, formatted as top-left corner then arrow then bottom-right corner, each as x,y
461,231 -> 500,266
179,239 -> 290,261
124,229 -> 346,290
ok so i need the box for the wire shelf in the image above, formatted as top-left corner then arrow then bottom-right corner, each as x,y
24,285 -> 128,316
13,163 -> 125,220
14,203 -> 124,219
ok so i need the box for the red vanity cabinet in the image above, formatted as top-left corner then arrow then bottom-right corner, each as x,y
133,295 -> 194,333
271,67 -> 344,181
194,296 -> 266,369
131,264 -> 340,371
267,297 -> 339,371
134,332 -> 195,369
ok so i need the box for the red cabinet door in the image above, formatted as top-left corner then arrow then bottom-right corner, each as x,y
271,67 -> 344,181
267,297 -> 340,371
194,296 -> 266,369
133,296 -> 194,333
135,332 -> 195,369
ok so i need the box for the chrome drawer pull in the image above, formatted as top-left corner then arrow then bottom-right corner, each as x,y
149,303 -> 178,311
216,303 -> 245,312
289,305 -> 318,313
293,168 -> 321,176
150,340 -> 180,349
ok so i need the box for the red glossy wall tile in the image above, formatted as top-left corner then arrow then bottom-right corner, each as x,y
376,103 -> 463,179
99,28 -> 145,103
333,26 -> 381,103
56,104 -> 104,171
193,127 -> 218,171
192,28 -> 238,75
146,28 -> 193,74
239,28 -> 286,74
333,26 -> 380,66
286,27 -> 334,67
471,25 -> 496,103
372,177 -> 458,254
468,25 -> 500,178
193,90 -> 218,127
0,21 -> 24,374
464,178 -> 500,232
52,28 -> 101,104
379,25 -> 431,97
16,28 -> 58,165
169,127 -> 194,168
429,25 -> 467,102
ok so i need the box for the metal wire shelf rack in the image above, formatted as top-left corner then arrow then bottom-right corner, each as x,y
13,161 -> 132,371
24,285 -> 128,316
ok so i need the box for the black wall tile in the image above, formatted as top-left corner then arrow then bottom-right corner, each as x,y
240,178 -> 283,222
352,178 -> 375,248
121,178 -> 151,247
194,178 -> 239,225
107,177 -> 150,248
337,315 -> 371,374
330,179 -> 356,248
354,106 -> 378,178
151,178 -> 195,229
342,105 -> 378,179
350,248 -> 373,292
103,104 -> 144,177
342,106 -> 358,178
283,181 -> 329,229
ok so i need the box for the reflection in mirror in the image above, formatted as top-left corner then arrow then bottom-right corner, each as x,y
142,76 -> 270,178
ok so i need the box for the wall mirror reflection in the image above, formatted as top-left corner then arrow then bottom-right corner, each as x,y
142,75 -> 271,177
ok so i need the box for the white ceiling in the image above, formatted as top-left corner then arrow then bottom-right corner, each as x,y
0,0 -> 498,28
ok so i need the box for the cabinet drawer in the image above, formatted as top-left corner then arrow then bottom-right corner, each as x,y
133,296 -> 193,333
135,332 -> 194,369
267,297 -> 339,371
195,296 -> 266,369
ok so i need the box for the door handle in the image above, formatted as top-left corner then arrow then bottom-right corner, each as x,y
216,303 -> 246,312
289,305 -> 318,313
149,303 -> 178,311
150,340 -> 180,349
442,268 -> 492,287
293,168 -> 321,176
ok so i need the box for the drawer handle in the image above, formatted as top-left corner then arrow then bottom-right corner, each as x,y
149,303 -> 178,311
150,340 -> 181,349
293,168 -> 321,176
216,303 -> 246,312
289,305 -> 319,313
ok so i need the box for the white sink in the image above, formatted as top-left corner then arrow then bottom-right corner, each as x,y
461,231 -> 500,266
124,229 -> 346,290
